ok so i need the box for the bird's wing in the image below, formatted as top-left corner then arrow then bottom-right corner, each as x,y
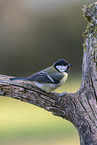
27,72 -> 64,84
50,73 -> 64,84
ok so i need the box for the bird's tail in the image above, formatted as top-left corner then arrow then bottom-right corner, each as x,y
10,77 -> 28,81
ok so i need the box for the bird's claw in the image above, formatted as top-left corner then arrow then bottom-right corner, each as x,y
53,91 -> 66,102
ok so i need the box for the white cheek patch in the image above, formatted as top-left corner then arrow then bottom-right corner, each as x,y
56,65 -> 68,72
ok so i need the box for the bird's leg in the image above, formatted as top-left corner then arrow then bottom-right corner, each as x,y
58,92 -> 67,102
52,91 -> 66,102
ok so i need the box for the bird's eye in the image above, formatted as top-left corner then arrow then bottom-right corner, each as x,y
56,65 -> 68,72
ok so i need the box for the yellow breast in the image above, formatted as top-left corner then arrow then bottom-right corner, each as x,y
60,72 -> 68,84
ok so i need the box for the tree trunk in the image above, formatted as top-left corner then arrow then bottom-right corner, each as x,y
0,2 -> 97,145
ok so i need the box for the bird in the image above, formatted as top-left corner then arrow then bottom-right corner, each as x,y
10,59 -> 73,93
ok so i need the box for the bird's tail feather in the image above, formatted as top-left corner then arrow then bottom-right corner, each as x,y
10,77 -> 28,81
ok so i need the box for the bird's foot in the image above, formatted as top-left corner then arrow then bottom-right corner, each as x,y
53,91 -> 66,102
57,92 -> 66,102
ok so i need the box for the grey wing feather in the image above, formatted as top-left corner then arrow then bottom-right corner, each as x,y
27,72 -> 54,83
27,72 -> 64,84
50,73 -> 64,84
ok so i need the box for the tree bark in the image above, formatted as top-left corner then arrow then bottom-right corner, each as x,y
0,2 -> 97,145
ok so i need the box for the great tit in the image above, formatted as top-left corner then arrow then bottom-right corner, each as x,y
10,59 -> 73,92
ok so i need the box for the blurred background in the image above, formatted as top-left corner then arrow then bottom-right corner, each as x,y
0,0 -> 96,145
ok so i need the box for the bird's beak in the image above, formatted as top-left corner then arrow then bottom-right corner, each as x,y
68,64 -> 74,67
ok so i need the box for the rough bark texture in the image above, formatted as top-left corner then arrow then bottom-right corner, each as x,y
0,2 -> 97,145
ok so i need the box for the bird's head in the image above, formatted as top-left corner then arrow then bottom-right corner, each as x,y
53,59 -> 74,73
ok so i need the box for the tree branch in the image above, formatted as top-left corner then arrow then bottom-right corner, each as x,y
0,74 -> 75,119
0,2 -> 97,145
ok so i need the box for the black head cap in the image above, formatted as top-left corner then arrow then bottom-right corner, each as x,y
53,59 -> 68,67
53,59 -> 74,72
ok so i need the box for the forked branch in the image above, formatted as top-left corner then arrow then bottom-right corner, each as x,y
0,2 -> 97,145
